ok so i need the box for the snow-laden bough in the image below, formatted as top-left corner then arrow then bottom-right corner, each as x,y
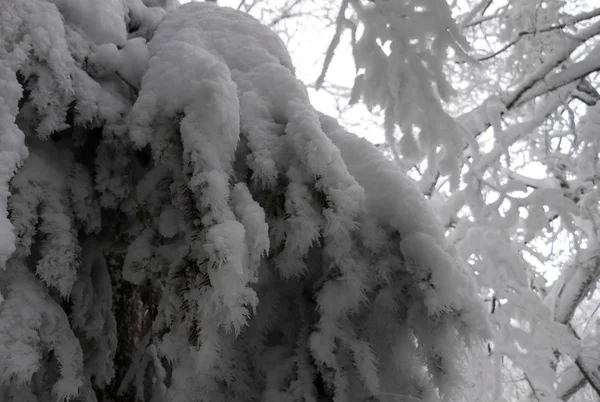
0,1 -> 488,401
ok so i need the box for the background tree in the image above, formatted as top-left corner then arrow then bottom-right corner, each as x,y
437,2 -> 600,401
0,0 -> 488,401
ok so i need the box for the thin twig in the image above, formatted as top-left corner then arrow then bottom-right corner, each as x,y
316,0 -> 349,90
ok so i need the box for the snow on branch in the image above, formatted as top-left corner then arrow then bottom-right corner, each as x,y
0,0 -> 489,400
516,45 -> 600,107
504,19 -> 600,111
323,0 -> 477,185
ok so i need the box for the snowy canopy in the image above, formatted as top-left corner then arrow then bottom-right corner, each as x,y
0,0 -> 488,401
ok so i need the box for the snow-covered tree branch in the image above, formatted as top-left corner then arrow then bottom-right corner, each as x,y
0,0 -> 489,401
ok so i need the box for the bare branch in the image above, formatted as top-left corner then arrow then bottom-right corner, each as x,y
458,0 -> 493,28
266,0 -> 306,28
315,0 -> 349,90
477,36 -> 521,62
463,12 -> 506,29
474,8 -> 600,62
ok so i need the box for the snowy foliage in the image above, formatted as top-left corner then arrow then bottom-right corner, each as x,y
0,0 -> 488,401
340,0 -> 473,184
386,0 -> 600,400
